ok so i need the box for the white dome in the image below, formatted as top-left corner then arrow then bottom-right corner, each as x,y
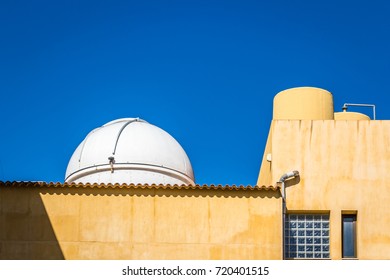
65,118 -> 195,185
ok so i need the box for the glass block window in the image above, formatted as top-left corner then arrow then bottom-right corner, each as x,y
285,214 -> 330,259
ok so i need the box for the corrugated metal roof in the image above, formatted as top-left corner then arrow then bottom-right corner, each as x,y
0,181 -> 278,191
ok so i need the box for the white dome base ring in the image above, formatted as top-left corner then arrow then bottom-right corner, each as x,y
66,163 -> 195,185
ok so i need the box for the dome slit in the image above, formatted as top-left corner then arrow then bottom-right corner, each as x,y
112,118 -> 140,156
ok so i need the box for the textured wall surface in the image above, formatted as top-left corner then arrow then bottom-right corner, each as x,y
270,120 -> 390,259
0,184 -> 281,260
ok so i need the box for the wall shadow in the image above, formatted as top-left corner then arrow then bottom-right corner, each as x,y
0,185 -> 65,260
285,176 -> 301,190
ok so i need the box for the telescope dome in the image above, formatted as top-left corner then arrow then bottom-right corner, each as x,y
65,118 -> 195,185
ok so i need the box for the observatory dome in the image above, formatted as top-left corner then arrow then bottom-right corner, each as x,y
65,118 -> 195,185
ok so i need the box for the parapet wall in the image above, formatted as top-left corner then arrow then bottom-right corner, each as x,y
0,183 -> 281,260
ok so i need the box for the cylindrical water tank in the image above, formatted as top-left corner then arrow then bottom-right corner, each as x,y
273,87 -> 334,120
334,112 -> 370,120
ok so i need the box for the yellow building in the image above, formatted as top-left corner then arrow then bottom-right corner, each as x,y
1,87 -> 389,260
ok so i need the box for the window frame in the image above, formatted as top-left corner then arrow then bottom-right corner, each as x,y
342,213 -> 357,259
284,212 -> 330,260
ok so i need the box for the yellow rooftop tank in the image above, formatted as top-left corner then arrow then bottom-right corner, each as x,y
273,87 -> 334,120
334,112 -> 371,120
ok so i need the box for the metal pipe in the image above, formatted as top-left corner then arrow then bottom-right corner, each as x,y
279,170 -> 299,200
279,170 -> 299,260
342,103 -> 376,120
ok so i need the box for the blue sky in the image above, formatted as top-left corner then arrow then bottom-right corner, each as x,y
1,0 -> 389,186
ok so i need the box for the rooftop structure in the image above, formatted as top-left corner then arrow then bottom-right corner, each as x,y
1,86 -> 389,260
65,118 -> 195,186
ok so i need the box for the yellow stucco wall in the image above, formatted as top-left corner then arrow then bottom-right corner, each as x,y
0,184 -> 282,260
269,120 -> 390,259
